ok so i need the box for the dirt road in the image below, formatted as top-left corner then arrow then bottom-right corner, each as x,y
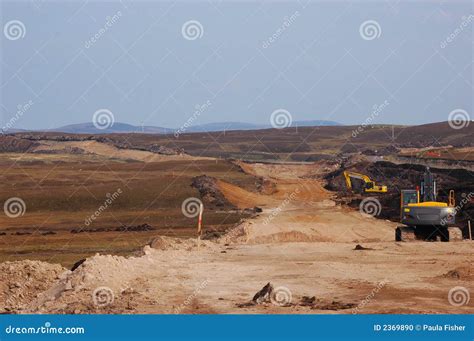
1,162 -> 472,314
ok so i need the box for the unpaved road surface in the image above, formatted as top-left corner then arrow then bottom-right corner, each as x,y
1,162 -> 472,314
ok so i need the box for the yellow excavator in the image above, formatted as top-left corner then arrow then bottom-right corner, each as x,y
395,167 -> 462,242
343,171 -> 388,194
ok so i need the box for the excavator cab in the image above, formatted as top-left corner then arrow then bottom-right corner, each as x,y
365,181 -> 374,190
401,190 -> 418,205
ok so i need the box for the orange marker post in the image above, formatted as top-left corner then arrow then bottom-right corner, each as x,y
197,203 -> 203,249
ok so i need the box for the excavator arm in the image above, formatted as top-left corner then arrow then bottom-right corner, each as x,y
343,171 -> 388,193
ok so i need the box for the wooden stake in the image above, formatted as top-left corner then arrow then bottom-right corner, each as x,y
197,203 -> 203,249
468,221 -> 472,240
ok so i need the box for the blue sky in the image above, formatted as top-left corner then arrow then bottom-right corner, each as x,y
0,0 -> 472,129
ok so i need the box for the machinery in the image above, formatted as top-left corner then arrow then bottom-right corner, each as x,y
395,167 -> 462,242
343,171 -> 388,194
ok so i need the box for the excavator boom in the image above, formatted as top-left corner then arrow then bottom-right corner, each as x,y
343,171 -> 387,194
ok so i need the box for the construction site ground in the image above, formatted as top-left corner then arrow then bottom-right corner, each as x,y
1,161 -> 472,314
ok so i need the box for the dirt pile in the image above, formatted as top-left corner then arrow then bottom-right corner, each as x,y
3,236 -> 218,314
71,224 -> 155,234
148,235 -> 216,251
0,135 -> 39,153
5,134 -> 187,159
33,146 -> 87,154
113,141 -> 184,155
256,177 -> 277,195
191,175 -> 236,208
0,260 -> 67,313
20,254 -> 153,313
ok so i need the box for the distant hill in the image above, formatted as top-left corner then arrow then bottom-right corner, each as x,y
42,120 -> 342,134
182,120 -> 341,133
50,122 -> 173,134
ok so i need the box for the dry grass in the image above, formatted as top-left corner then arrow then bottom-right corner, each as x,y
0,153 -> 256,267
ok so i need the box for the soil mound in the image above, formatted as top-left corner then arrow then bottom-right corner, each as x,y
148,236 -> 215,251
0,135 -> 39,153
192,175 -> 236,208
0,260 -> 66,313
